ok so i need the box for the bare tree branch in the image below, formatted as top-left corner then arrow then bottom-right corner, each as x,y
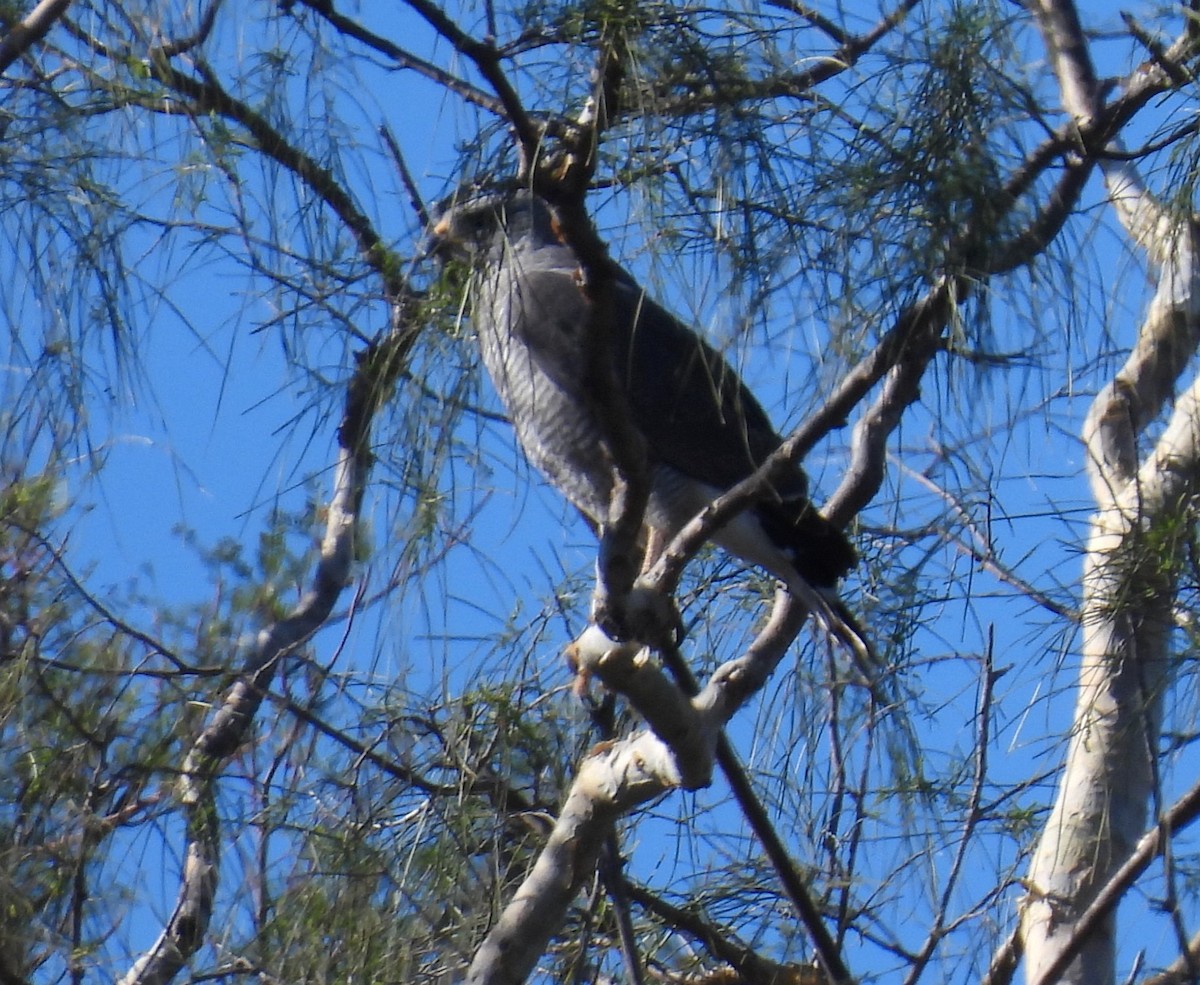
0,0 -> 71,75
1022,6 -> 1200,983
118,332 -> 413,985
290,0 -> 512,120
1030,777 -> 1200,985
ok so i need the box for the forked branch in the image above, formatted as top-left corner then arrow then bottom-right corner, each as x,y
118,333 -> 412,985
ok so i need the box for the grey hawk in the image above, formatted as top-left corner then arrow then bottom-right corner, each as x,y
433,190 -> 864,652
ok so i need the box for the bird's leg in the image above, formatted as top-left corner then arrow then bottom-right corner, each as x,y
570,525 -> 682,700
632,524 -> 684,645
591,522 -> 682,646
641,525 -> 666,571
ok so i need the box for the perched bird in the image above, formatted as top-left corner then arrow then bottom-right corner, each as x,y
432,189 -> 866,657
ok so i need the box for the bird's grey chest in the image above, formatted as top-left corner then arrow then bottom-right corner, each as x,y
472,257 -> 615,520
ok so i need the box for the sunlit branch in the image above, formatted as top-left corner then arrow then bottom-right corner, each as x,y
1029,777 -> 1200,985
985,18 -> 1199,274
982,930 -> 1024,985
0,0 -> 72,74
1021,7 -> 1200,985
1121,10 -> 1194,87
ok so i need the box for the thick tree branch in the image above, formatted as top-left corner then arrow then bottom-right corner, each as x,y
479,590 -> 855,985
464,728 -> 684,985
0,0 -> 71,75
1027,0 -> 1103,124
1022,8 -> 1200,984
1029,777 -> 1200,985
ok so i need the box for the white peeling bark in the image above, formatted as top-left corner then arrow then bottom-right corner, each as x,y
1022,7 -> 1200,981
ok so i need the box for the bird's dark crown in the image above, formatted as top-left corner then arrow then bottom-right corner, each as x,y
431,188 -> 554,259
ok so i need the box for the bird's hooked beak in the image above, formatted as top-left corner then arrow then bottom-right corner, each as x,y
423,212 -> 462,263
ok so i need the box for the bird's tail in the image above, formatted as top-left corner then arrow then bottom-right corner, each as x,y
814,588 -> 875,674
785,577 -> 881,694
757,500 -> 857,589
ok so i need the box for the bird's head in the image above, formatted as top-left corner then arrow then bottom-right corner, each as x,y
428,188 -> 555,262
